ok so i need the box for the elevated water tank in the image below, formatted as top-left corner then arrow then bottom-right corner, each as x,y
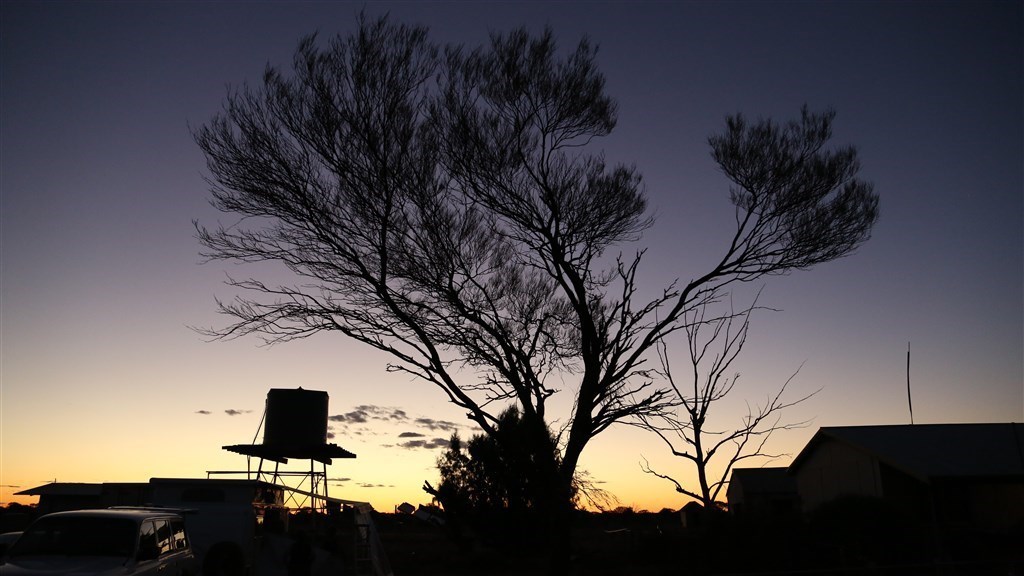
263,388 -> 329,447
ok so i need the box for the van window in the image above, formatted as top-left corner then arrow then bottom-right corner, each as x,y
170,520 -> 189,550
154,520 -> 173,555
138,521 -> 158,557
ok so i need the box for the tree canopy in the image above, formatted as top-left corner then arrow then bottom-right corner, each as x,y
194,14 -> 878,558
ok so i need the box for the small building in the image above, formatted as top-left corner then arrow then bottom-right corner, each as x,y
726,467 -> 799,519
788,423 -> 1024,531
679,501 -> 705,529
15,482 -> 150,514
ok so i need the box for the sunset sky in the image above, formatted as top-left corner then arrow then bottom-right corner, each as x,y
2,1 -> 1021,513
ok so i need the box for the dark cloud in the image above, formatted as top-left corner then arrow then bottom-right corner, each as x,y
329,409 -> 368,423
326,431 -> 335,439
195,410 -> 211,415
398,437 -> 450,450
413,418 -> 460,432
332,406 -> 411,425
329,405 -> 420,441
329,406 -> 468,447
356,405 -> 410,422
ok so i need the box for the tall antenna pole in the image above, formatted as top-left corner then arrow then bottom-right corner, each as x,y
906,341 -> 914,425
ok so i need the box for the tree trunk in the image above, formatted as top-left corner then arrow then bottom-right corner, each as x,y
544,470 -> 576,575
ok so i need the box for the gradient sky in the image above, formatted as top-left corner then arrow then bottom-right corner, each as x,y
2,1 -> 1021,513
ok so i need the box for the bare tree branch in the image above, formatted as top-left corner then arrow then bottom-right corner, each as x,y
635,294 -> 820,507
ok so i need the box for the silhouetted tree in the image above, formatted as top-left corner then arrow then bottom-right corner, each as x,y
423,407 -> 562,549
638,294 -> 817,509
194,14 -> 878,570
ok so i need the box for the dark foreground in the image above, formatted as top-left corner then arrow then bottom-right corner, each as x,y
376,508 -> 1023,576
2,503 -> 1018,575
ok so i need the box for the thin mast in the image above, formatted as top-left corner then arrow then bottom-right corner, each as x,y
906,341 -> 914,425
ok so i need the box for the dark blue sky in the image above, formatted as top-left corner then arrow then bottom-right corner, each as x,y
2,1 -> 1021,510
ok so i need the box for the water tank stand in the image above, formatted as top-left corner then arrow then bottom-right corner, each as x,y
219,388 -> 357,513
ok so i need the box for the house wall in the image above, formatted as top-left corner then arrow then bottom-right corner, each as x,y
965,481 -> 1024,531
794,437 -> 882,512
101,483 -> 152,507
932,479 -> 1024,531
726,479 -> 745,513
877,462 -> 931,521
727,480 -> 800,519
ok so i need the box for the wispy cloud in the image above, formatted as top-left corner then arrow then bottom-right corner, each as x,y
358,483 -> 395,489
196,409 -> 253,416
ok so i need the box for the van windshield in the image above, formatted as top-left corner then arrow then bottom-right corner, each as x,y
8,516 -> 137,558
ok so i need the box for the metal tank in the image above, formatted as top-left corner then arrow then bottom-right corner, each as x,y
262,388 -> 329,447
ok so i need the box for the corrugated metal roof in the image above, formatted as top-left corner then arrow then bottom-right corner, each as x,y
789,422 -> 1024,480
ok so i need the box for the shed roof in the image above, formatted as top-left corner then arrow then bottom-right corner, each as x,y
15,482 -> 105,497
789,423 -> 1024,481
